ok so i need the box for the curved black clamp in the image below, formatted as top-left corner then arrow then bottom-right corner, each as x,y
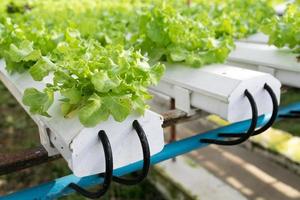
68,131 -> 113,199
200,89 -> 258,145
112,120 -> 151,185
219,83 -> 278,138
252,83 -> 278,135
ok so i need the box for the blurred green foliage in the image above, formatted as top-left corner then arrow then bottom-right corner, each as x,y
273,87 -> 300,137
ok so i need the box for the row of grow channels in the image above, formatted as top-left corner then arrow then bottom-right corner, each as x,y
1,0 -> 297,127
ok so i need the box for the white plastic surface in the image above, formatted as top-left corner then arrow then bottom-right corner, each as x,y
274,2 -> 289,15
239,32 -> 269,44
151,64 -> 281,123
0,59 -> 165,177
228,41 -> 300,88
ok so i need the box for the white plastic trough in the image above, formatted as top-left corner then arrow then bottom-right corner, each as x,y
274,1 -> 292,15
0,59 -> 164,177
239,32 -> 269,44
150,64 -> 281,123
228,41 -> 300,88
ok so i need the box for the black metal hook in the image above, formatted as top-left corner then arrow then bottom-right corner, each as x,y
112,120 -> 151,185
200,89 -> 258,145
218,83 -> 278,137
252,83 -> 278,135
68,131 -> 113,199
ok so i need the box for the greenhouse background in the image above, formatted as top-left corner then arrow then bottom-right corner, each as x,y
0,0 -> 299,199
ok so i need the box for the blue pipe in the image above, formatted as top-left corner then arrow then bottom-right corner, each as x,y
1,102 -> 300,200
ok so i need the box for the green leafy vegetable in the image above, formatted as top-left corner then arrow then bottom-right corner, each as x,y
262,1 -> 300,53
29,56 -> 56,81
78,94 -> 108,127
22,88 -> 54,117
0,0 -> 277,126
